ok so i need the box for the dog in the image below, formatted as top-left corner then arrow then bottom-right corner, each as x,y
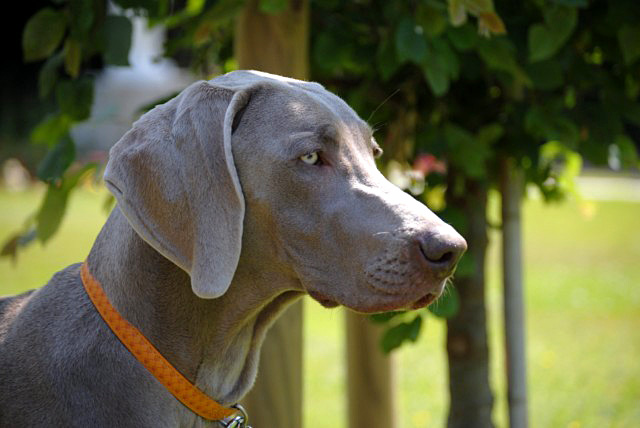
0,70 -> 466,427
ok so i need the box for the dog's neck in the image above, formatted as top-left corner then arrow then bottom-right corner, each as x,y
86,207 -> 304,406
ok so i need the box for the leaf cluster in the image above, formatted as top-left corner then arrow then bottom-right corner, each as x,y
309,0 -> 640,342
7,0 -> 134,257
310,0 -> 640,203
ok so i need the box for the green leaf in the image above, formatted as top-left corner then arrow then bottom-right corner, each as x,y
380,315 -> 422,353
23,8 -> 67,62
36,137 -> 76,183
1,229 -> 38,261
526,59 -> 564,90
447,23 -> 477,51
64,38 -> 82,78
103,15 -> 132,66
423,62 -> 449,97
35,164 -> 95,243
422,38 -> 459,97
31,114 -> 73,146
477,37 -> 531,86
1,234 -> 19,261
476,123 -> 504,146
525,106 -> 579,147
259,0 -> 288,14
36,183 -> 71,243
417,4 -> 448,38
443,123 -> 490,178
618,26 -> 640,65
395,18 -> 428,64
56,77 -> 94,121
528,6 -> 577,63
428,287 -> 460,318
69,0 -> 94,39
38,52 -> 64,98
370,311 -> 405,324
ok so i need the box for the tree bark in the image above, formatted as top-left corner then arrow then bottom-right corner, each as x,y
346,312 -> 397,428
500,159 -> 528,428
446,177 -> 495,428
235,1 -> 308,427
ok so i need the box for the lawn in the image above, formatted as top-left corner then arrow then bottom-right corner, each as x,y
1,180 -> 639,428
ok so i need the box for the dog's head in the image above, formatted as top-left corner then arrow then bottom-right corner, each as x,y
105,70 -> 466,313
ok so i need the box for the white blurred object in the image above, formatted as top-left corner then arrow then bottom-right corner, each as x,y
2,159 -> 31,192
72,15 -> 195,151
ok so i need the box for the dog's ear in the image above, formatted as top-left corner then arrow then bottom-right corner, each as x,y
104,81 -> 251,298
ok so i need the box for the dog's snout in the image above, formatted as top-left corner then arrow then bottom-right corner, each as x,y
416,230 -> 467,277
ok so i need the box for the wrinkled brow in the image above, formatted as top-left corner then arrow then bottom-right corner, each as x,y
284,125 -> 335,159
285,122 -> 379,155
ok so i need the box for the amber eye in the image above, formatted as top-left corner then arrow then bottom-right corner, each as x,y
300,151 -> 320,165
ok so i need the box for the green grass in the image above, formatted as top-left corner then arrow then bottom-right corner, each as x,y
1,185 -> 639,427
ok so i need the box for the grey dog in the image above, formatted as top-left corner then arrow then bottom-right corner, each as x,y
0,71 -> 466,427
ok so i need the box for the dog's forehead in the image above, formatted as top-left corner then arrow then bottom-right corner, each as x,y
212,70 -> 365,125
214,70 -> 374,150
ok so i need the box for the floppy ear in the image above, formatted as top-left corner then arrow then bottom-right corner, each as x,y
104,81 -> 251,298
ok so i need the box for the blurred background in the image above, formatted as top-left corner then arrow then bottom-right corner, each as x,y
1,1 -> 639,427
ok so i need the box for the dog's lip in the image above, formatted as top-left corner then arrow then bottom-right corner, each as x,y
409,292 -> 439,309
307,290 -> 340,308
306,280 -> 446,313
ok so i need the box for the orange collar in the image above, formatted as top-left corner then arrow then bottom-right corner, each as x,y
80,261 -> 236,421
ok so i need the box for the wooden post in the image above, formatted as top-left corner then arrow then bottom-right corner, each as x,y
500,158 -> 528,428
346,312 -> 397,428
234,0 -> 309,78
234,1 -> 308,427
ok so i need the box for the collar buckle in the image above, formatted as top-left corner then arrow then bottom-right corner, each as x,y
219,404 -> 252,428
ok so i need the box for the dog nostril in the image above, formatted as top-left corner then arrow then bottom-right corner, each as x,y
417,232 -> 466,275
429,250 -> 454,265
419,241 -> 455,265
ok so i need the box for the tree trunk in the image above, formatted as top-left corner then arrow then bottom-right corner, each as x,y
234,0 -> 309,79
235,1 -> 308,427
346,312 -> 397,428
446,177 -> 495,428
500,159 -> 528,428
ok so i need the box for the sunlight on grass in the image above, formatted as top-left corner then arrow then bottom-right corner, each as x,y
1,184 -> 639,427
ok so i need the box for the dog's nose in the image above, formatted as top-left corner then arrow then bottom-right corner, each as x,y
417,229 -> 467,278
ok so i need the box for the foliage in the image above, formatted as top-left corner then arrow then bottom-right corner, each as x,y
308,0 -> 640,351
5,0 -> 640,352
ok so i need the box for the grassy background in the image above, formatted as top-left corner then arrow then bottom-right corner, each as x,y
1,180 -> 639,428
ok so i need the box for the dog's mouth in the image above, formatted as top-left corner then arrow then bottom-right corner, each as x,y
307,287 -> 442,313
308,290 -> 340,308
410,292 -> 439,309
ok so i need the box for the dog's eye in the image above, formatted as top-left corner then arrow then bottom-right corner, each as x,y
300,151 -> 320,165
